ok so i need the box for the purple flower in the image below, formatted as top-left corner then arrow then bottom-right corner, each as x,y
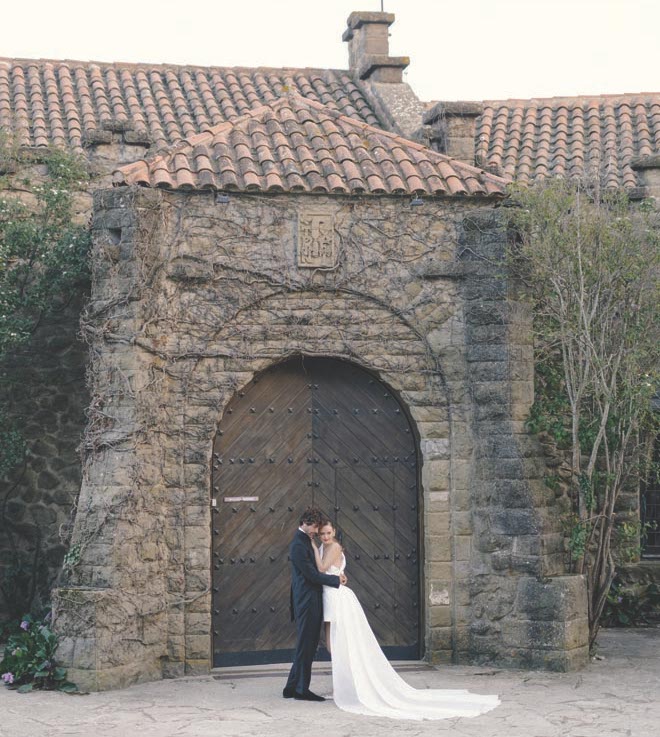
2,672 -> 14,684
19,620 -> 29,631
617,596 -> 623,603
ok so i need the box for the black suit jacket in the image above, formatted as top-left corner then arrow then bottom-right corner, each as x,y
289,529 -> 340,622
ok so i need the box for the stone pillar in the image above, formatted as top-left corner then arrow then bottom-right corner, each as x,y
455,207 -> 589,670
52,187 -> 171,691
423,102 -> 484,166
631,155 -> 660,201
84,119 -> 152,185
342,11 -> 409,83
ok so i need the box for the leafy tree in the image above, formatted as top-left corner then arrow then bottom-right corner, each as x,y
507,179 -> 659,646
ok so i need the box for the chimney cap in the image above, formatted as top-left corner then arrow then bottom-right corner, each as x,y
631,154 -> 660,170
357,55 -> 410,81
342,11 -> 396,41
424,101 -> 484,125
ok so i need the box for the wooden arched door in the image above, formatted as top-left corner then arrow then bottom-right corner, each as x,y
212,357 -> 420,666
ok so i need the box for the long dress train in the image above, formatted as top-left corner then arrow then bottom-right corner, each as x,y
322,548 -> 500,720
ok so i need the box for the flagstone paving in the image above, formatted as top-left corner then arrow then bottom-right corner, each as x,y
1,628 -> 657,737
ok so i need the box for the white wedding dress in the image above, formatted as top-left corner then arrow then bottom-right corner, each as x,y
321,546 -> 500,720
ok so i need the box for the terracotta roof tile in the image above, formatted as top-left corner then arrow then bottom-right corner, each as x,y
0,58 -> 383,153
475,93 -> 660,190
115,94 -> 507,197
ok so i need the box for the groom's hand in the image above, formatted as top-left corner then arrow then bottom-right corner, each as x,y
339,573 -> 347,585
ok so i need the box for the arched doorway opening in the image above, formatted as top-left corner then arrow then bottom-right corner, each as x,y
211,356 -> 421,666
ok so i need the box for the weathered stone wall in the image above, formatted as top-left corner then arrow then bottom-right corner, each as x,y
0,289 -> 89,620
51,185 -> 588,690
0,145 -> 144,624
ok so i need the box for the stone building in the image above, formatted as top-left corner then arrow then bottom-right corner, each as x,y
0,11 -> 658,690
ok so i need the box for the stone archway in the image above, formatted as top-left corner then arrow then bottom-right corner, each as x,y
211,356 -> 421,666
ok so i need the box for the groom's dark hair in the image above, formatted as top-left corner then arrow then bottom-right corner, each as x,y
299,507 -> 325,526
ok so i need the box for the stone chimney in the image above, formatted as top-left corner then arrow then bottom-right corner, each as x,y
631,155 -> 660,201
423,102 -> 484,166
343,11 -> 409,83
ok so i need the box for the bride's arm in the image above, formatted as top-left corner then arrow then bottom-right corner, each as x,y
314,542 -> 342,573
312,543 -> 325,571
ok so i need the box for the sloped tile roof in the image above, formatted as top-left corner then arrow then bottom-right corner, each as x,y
0,59 -> 381,152
114,94 -> 507,197
475,93 -> 660,190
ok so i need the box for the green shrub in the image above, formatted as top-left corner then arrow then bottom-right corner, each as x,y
0,614 -> 78,693
601,577 -> 660,627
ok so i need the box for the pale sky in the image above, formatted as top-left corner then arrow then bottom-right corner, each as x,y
1,0 -> 658,102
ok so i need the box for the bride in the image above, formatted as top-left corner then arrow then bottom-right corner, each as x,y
312,519 -> 500,721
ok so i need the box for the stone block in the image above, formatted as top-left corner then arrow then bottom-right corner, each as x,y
141,615 -> 165,646
428,649 -> 452,665
452,511 -> 472,535
417,421 -> 450,439
410,406 -> 449,423
469,361 -> 509,382
185,569 -> 211,591
184,546 -> 208,571
515,575 -> 588,622
451,460 -> 470,490
474,400 -> 509,422
420,438 -> 450,460
185,659 -> 211,676
422,459 -> 450,491
185,612 -> 211,636
490,509 -> 539,536
462,277 -> 508,301
428,626 -> 452,651
501,617 -> 588,652
509,554 -> 542,576
185,634 -> 211,660
55,636 -> 76,668
477,479 -> 529,507
426,511 -> 449,536
185,505 -> 209,526
167,636 -> 185,661
428,583 -> 451,606
94,657 -> 163,692
185,591 -> 212,615
72,637 -> 98,670
452,625 -> 471,652
511,380 -> 534,410
466,344 -> 509,362
427,491 -> 449,512
516,646 -> 589,672
426,534 -> 451,562
465,303 -> 506,326
428,562 -> 452,580
467,325 -> 508,344
451,485 -> 471,512
429,606 -> 452,628
184,525 -> 210,551
454,535 -> 472,561
162,661 -> 186,679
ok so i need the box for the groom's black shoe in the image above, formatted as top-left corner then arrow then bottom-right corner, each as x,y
293,690 -> 326,702
282,687 -> 295,699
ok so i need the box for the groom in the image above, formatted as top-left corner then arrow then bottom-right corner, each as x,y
283,506 -> 346,701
